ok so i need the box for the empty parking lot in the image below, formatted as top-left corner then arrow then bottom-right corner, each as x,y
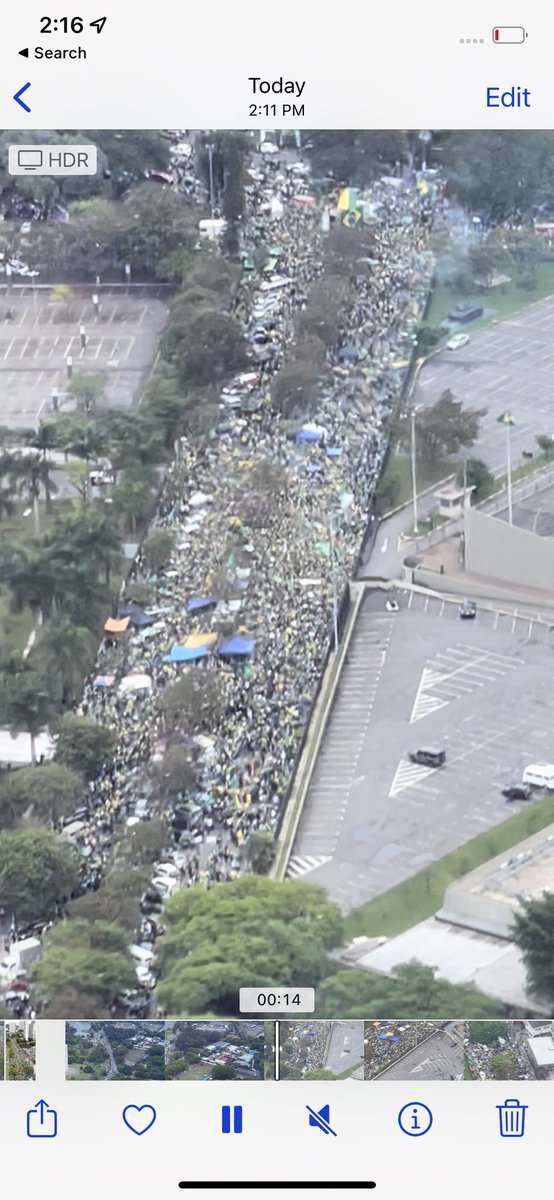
287,588 -> 554,911
0,289 -> 168,428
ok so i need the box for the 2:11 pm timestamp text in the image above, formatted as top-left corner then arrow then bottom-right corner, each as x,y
249,104 -> 305,117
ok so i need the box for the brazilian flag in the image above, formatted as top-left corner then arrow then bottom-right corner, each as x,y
497,411 -> 515,425
342,210 -> 360,227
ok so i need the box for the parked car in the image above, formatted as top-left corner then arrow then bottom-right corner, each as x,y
409,748 -> 446,768
448,304 -> 483,324
385,597 -> 399,612
459,598 -> 477,619
446,333 -> 470,351
502,784 -> 532,801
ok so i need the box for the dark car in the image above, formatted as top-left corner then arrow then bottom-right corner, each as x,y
409,748 -> 446,768
502,784 -> 532,801
62,806 -> 90,826
448,304 -> 483,324
459,598 -> 477,619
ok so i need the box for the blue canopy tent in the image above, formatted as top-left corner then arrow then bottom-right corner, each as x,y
129,610 -> 156,628
117,603 -> 156,628
187,596 -> 219,613
167,644 -> 211,663
218,635 -> 256,657
93,674 -> 115,688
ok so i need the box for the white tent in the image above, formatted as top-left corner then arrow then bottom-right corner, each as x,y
119,673 -> 153,696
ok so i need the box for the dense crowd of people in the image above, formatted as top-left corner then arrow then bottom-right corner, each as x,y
280,1020 -> 331,1078
465,1023 -> 538,1081
53,146 -> 436,953
364,1019 -> 443,1077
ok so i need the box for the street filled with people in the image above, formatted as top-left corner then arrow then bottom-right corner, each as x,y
364,1020 -> 444,1078
1,138 -> 437,1011
464,1022 -> 538,1081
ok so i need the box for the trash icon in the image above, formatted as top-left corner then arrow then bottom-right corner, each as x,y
496,1099 -> 527,1138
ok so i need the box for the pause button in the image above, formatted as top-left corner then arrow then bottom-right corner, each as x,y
221,1105 -> 243,1134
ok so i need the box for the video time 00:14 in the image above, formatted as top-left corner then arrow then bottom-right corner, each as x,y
249,104 -> 305,118
239,987 -> 315,1013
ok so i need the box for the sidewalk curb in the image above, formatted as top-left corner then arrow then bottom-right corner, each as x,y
273,586 -> 364,880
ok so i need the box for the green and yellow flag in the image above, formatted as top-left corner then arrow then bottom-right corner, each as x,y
337,187 -> 359,211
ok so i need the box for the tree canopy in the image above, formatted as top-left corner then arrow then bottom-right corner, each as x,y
0,828 -> 78,922
156,877 -> 344,1016
513,894 -> 554,1004
0,762 -> 83,827
415,391 -> 487,468
466,1021 -> 507,1045
55,714 -> 115,781
317,962 -> 505,1018
32,918 -> 136,1007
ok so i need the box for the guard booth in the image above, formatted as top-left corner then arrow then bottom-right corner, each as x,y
435,483 -> 473,519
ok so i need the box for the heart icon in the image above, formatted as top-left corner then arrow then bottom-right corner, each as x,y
122,1104 -> 157,1136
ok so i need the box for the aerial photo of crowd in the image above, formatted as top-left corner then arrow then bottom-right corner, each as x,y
68,151 -> 434,908
0,130 -> 437,1018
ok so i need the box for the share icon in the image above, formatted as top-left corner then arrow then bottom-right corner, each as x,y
306,1103 -> 337,1136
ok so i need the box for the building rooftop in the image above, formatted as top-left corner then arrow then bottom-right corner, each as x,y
353,916 -> 550,1013
527,1036 -> 554,1067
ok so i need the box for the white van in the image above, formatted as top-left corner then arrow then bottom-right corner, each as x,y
522,763 -> 554,789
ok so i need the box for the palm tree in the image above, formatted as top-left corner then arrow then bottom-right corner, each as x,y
0,486 -> 15,520
32,615 -> 96,706
112,465 -> 157,534
51,508 -> 123,586
102,412 -> 164,474
0,658 -> 54,765
0,450 -> 22,512
59,417 -> 108,505
4,542 -> 59,620
27,423 -> 60,511
15,453 -> 58,532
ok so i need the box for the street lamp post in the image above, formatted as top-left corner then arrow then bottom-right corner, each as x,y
497,410 -> 515,525
410,407 -> 419,534
206,143 -> 216,221
506,420 -> 513,525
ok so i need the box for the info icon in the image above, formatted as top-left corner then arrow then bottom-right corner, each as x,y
398,1101 -> 433,1137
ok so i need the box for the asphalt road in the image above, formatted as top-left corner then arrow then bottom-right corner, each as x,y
288,588 -> 554,911
324,1021 -> 364,1078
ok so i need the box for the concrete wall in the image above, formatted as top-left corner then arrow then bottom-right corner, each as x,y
437,822 -> 554,939
438,886 -> 516,939
410,566 -> 554,610
465,507 -> 554,592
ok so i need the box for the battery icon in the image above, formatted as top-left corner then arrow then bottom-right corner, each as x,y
493,27 -> 528,42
